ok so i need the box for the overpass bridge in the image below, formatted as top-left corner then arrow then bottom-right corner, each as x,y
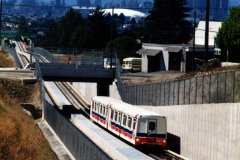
36,62 -> 115,96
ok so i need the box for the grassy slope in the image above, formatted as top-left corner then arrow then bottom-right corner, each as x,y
0,49 -> 15,67
0,50 -> 57,160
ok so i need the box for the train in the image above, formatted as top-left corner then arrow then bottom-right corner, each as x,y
90,96 -> 167,147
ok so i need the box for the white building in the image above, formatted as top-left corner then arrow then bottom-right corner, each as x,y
194,21 -> 222,46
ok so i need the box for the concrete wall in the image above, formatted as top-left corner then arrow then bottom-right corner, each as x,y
44,100 -> 112,160
139,103 -> 240,160
109,81 -> 122,100
73,81 -> 122,102
72,82 -> 97,102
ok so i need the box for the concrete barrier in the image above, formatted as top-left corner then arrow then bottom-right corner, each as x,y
139,103 -> 240,160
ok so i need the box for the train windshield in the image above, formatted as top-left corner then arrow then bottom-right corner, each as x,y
148,119 -> 157,134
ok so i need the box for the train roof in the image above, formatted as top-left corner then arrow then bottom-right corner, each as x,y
92,96 -> 160,117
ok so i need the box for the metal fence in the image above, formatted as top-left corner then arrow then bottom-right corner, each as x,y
116,70 -> 240,106
34,47 -> 104,65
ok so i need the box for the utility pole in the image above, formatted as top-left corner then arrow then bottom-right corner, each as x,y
205,0 -> 210,63
192,9 -> 196,70
0,0 -> 2,43
110,6 -> 114,69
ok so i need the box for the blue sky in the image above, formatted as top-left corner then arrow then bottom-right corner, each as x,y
229,0 -> 240,7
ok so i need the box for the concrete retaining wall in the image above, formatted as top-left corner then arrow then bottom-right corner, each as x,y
44,100 -> 112,160
73,81 -> 122,102
72,82 -> 97,102
139,103 -> 240,160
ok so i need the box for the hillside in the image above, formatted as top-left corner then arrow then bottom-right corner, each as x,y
0,50 -> 57,160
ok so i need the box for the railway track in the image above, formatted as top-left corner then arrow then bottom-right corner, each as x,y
54,82 -> 90,116
16,41 -> 189,160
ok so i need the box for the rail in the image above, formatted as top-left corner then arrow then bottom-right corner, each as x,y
164,150 -> 190,160
18,42 -> 191,160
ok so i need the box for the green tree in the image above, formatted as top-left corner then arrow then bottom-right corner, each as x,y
105,36 -> 141,59
216,7 -> 240,62
144,0 -> 192,44
17,16 -> 28,36
58,9 -> 84,48
41,19 -> 59,47
87,7 -> 112,49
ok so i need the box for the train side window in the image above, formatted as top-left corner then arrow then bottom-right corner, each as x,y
111,110 -> 114,120
133,119 -> 136,130
93,102 -> 97,111
114,112 -> 118,122
128,117 -> 132,129
96,103 -> 99,112
118,113 -> 121,123
123,115 -> 127,126
91,102 -> 94,111
102,106 -> 105,116
99,105 -> 102,114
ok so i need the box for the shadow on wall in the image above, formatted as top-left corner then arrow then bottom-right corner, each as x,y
167,132 -> 181,154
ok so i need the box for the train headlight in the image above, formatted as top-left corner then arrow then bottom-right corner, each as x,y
136,138 -> 140,142
163,139 -> 166,143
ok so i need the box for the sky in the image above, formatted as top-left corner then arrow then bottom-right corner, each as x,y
229,0 -> 240,7
16,0 -> 240,7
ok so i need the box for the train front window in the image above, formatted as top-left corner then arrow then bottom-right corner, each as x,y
148,119 -> 157,133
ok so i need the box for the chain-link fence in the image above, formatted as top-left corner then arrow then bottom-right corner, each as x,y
116,70 -> 240,106
33,47 -> 104,65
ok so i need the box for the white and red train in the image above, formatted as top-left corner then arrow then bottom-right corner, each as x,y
90,96 -> 167,147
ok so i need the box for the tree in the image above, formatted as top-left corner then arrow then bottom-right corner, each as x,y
40,19 -> 59,47
216,7 -> 240,62
105,36 -> 141,59
144,0 -> 192,44
17,16 -> 28,36
87,7 -> 113,49
58,9 -> 84,48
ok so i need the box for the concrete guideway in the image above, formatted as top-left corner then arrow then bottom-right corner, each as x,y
71,114 -> 154,160
0,68 -> 36,83
38,120 -> 74,160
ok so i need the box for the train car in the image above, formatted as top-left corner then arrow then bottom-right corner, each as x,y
90,96 -> 167,147
122,57 -> 142,72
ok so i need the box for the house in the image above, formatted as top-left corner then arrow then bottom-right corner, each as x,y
137,21 -> 222,73
137,43 -> 188,73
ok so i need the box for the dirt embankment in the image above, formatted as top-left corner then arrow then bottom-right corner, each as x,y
0,50 -> 57,160
0,49 -> 15,67
0,79 -> 57,160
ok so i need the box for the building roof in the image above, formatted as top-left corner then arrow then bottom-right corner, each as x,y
102,8 -> 146,18
136,48 -> 161,56
137,43 -> 185,56
195,21 -> 222,46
